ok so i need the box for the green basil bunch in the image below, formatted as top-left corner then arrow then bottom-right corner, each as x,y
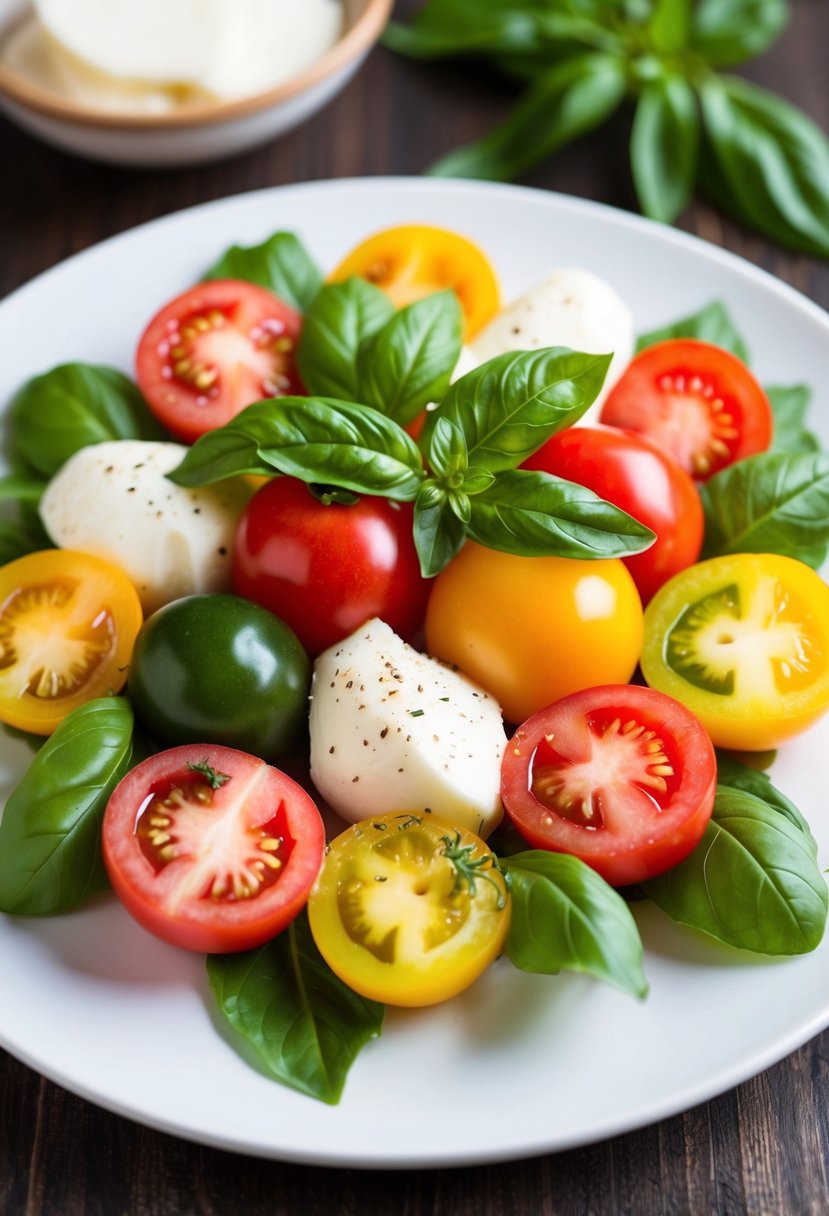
387,0 -> 829,256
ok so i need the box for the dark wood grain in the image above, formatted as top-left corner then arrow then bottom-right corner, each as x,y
2,2 -> 829,1213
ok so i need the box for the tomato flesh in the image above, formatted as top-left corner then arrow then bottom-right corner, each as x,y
328,225 -> 500,341
135,279 -> 303,443
307,812 -> 510,1006
642,553 -> 829,750
0,549 -> 142,734
501,686 -> 717,886
600,339 -> 773,479
103,745 -> 325,953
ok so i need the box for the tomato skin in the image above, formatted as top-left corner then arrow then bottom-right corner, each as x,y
307,812 -> 509,1007
0,549 -> 143,735
127,594 -> 310,760
425,544 -> 643,725
523,425 -> 703,603
232,477 -> 431,657
501,685 -> 717,887
103,745 -> 324,953
641,553 -> 829,750
600,339 -> 773,479
135,279 -> 303,443
328,224 -> 500,341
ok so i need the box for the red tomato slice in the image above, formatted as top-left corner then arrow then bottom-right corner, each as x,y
523,424 -> 703,603
135,280 -> 304,443
103,745 -> 325,953
501,685 -> 716,887
599,339 -> 773,479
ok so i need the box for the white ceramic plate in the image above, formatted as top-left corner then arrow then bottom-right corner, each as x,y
1,179 -> 828,1169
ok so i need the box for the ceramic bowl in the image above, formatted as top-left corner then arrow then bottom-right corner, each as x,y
0,0 -> 392,166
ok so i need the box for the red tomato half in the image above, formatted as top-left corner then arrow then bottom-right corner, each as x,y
233,476 -> 431,657
600,339 -> 773,479
523,425 -> 703,602
103,745 -> 325,953
135,280 -> 303,443
501,685 -> 716,887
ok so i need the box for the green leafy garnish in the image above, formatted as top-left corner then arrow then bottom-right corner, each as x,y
186,760 -> 232,789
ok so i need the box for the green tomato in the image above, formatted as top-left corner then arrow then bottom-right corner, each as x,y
128,595 -> 310,760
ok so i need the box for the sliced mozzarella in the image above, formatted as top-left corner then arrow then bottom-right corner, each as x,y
309,618 -> 505,839
468,268 -> 634,425
39,440 -> 250,614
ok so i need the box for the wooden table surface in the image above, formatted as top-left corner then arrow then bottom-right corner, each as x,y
2,2 -> 829,1212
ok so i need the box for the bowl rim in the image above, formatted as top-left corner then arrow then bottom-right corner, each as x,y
0,0 -> 393,129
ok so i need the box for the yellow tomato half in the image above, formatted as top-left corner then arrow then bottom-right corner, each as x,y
308,812 -> 509,1007
328,224 -> 500,341
641,553 -> 829,750
0,549 -> 143,734
425,545 -> 644,725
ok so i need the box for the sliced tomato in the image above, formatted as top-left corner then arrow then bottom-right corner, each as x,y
0,549 -> 142,735
501,685 -> 717,887
599,339 -> 773,479
328,225 -> 500,341
641,553 -> 829,750
307,812 -> 510,1007
102,745 -> 325,953
135,279 -> 303,443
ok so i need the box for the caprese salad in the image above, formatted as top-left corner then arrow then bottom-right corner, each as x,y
0,222 -> 828,1105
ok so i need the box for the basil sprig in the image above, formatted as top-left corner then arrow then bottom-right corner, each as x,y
388,0 -> 829,256
170,338 -> 655,577
207,912 -> 384,1105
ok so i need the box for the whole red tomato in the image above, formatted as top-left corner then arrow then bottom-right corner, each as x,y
523,425 -> 704,603
232,477 -> 430,656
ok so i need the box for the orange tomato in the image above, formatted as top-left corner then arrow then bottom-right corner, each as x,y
425,544 -> 644,725
329,224 -> 500,341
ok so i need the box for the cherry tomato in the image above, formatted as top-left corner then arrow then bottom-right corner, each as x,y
600,339 -> 773,479
328,225 -> 500,341
501,685 -> 717,887
135,279 -> 303,443
0,549 -> 142,735
523,425 -> 703,602
103,744 -> 325,953
307,811 -> 509,1006
641,553 -> 829,750
232,477 -> 431,657
425,544 -> 643,725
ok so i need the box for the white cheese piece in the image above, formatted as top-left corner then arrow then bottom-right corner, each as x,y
467,268 -> 635,425
39,440 -> 250,614
309,618 -> 506,839
31,0 -> 344,102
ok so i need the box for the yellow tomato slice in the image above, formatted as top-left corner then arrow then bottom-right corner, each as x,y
641,553 -> 829,750
0,550 -> 143,734
307,812 -> 509,1007
329,224 -> 500,341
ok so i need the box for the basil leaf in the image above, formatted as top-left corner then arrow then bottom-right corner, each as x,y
9,364 -> 165,479
203,231 -> 323,312
766,384 -> 819,454
0,698 -> 134,915
502,851 -> 648,998
700,451 -> 829,568
384,2 -> 552,60
413,480 -> 467,577
644,787 -> 827,955
647,0 -> 691,54
207,912 -> 384,1105
716,752 -> 813,842
467,468 -> 655,559
0,474 -> 45,504
425,348 -> 612,473
428,417 -> 468,482
691,0 -> 789,68
428,54 -> 627,181
630,74 -> 699,223
167,426 -> 272,487
297,279 -> 395,400
636,300 -> 750,361
356,291 -> 463,427
699,75 -> 829,258
0,519 -> 52,564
